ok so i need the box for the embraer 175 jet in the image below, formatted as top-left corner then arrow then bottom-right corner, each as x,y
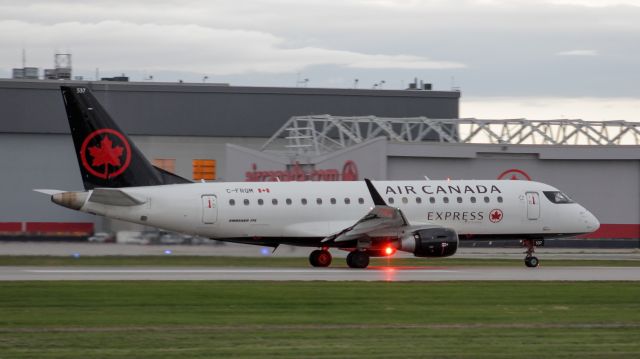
36,86 -> 600,268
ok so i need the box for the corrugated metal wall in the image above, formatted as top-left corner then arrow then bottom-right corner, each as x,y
0,80 -> 460,137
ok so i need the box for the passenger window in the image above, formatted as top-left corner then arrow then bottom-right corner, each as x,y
229,199 -> 235,206
258,199 -> 264,205
484,196 -> 490,203
358,198 -> 364,204
301,198 -> 307,205
402,197 -> 408,204
316,198 -> 322,205
457,197 -> 462,203
416,197 -> 422,204
243,199 -> 249,205
330,198 -> 336,205
272,199 -> 278,205
286,198 -> 292,205
429,197 -> 435,204
344,198 -> 351,204
470,197 -> 476,204
443,197 -> 449,204
497,196 -> 503,203
388,198 -> 395,204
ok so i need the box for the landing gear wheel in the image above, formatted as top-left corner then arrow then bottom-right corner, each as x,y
346,251 -> 370,269
522,240 -> 540,268
309,249 -> 332,267
525,256 -> 539,268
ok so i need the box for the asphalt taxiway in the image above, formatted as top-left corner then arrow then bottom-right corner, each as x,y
1,242 -> 639,260
1,266 -> 639,281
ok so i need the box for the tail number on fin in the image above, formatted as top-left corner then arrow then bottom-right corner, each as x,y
80,129 -> 132,179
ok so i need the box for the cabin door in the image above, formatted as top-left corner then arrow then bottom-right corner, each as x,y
526,192 -> 540,220
201,195 -> 218,224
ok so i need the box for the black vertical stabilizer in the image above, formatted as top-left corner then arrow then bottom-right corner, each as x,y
60,86 -> 190,189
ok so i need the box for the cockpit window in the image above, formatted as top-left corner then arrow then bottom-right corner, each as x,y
543,191 -> 574,204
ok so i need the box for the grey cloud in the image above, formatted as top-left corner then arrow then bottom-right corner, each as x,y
0,0 -> 639,98
556,50 -> 599,56
0,20 -> 465,75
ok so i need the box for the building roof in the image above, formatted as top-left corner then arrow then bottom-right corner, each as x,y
0,79 -> 460,137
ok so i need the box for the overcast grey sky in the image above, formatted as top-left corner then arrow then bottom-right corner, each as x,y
1,0 -> 639,120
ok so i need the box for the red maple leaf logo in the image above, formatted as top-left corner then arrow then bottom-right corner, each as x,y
489,209 -> 503,223
342,160 -> 358,181
80,129 -> 132,180
88,136 -> 124,178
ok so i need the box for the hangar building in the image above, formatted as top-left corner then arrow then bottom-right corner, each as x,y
0,79 -> 638,241
0,79 -> 459,235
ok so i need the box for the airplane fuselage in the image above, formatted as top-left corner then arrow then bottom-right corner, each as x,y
42,85 -> 602,268
73,180 -> 599,246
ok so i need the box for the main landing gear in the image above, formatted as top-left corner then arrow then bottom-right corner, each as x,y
309,249 -> 371,269
346,250 -> 370,269
309,249 -> 332,267
523,239 -> 540,268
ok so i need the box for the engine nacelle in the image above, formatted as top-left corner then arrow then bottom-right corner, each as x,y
400,228 -> 458,257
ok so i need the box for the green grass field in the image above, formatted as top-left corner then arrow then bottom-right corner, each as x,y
1,281 -> 639,358
0,255 -> 638,267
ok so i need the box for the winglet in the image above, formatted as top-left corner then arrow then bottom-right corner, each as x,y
364,178 -> 387,206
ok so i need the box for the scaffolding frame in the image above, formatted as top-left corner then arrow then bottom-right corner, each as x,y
261,115 -> 640,156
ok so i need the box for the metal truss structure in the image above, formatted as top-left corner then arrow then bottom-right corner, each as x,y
261,115 -> 640,155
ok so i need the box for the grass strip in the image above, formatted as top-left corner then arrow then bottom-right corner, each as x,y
0,281 -> 639,358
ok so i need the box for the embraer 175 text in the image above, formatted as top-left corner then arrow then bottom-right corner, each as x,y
36,86 -> 600,268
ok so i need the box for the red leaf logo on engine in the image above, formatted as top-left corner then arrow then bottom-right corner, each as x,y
80,129 -> 132,179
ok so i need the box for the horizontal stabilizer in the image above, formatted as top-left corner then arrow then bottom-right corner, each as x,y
89,188 -> 146,206
33,189 -> 65,196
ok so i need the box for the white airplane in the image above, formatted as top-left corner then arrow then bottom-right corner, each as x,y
37,86 -> 600,268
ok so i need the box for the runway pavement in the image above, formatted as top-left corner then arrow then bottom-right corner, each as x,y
1,242 -> 639,260
1,266 -> 639,281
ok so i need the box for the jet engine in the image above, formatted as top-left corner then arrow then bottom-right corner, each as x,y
399,227 -> 458,257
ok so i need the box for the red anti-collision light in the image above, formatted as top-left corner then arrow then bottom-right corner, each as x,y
384,246 -> 395,256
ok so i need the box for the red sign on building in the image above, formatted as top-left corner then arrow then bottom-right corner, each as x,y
245,160 -> 359,182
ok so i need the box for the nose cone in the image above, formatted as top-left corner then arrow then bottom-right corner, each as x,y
582,209 -> 600,233
589,212 -> 600,232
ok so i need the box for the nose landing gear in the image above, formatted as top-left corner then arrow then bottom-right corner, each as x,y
523,239 -> 540,268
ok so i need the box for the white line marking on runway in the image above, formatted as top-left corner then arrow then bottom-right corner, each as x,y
26,269 -> 458,274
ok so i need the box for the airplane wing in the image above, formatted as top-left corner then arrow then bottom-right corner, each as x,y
322,204 -> 409,243
322,179 -> 410,244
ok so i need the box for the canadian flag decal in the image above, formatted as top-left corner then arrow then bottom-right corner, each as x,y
258,188 -> 270,193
